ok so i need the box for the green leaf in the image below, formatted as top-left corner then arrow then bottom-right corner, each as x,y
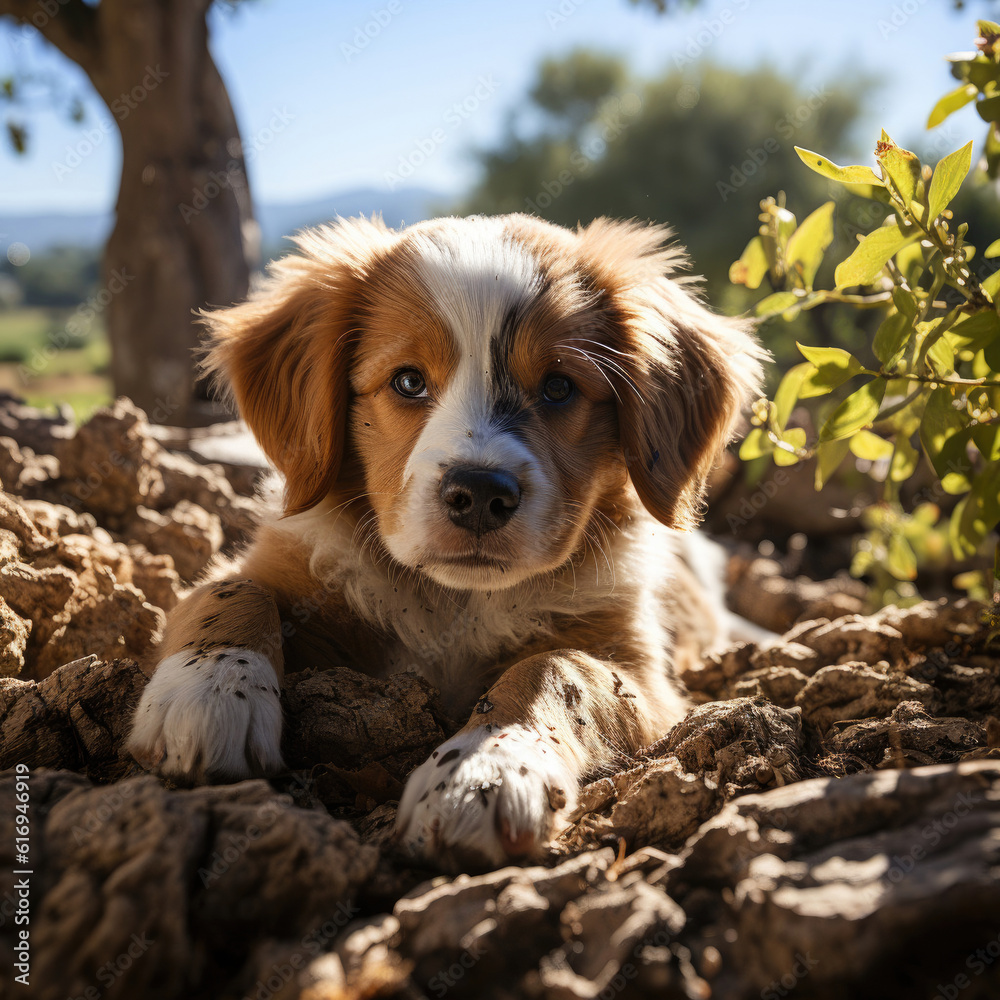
814,437 -> 851,489
886,534 -> 918,581
976,94 -> 1000,124
772,427 -> 806,467
983,337 -> 1000,372
818,378 -> 888,442
927,83 -> 979,128
877,136 -> 921,205
794,147 -> 884,187
982,267 -> 1000,301
849,429 -> 894,461
873,312 -> 912,366
739,427 -> 773,460
954,461 -> 1000,557
785,202 -> 835,289
753,291 -> 801,319
835,224 -> 919,288
973,422 -> 1000,461
729,236 -> 769,290
927,140 -> 973,220
945,310 -> 1000,352
796,344 -> 865,398
920,386 -> 972,489
894,241 -> 926,287
890,433 -> 919,482
772,363 -> 812,430
985,238 -> 1000,259
927,335 -> 956,376
891,285 -> 918,319
838,181 -> 893,205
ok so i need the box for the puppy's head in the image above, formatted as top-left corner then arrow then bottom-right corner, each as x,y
203,214 -> 765,591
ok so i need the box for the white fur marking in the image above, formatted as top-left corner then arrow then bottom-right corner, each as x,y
396,725 -> 577,868
128,648 -> 283,782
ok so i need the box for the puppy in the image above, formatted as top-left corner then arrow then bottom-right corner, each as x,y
127,214 -> 767,870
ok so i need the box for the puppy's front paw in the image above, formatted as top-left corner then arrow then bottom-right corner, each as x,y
127,647 -> 284,784
395,725 -> 578,870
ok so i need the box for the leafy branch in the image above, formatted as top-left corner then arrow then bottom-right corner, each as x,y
731,130 -> 1000,612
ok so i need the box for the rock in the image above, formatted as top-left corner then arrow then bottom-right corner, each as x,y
0,770 -> 378,1000
0,593 -> 29,676
561,700 -> 803,855
53,397 -> 165,520
674,761 -> 1000,999
34,581 -> 163,676
127,500 -> 225,581
749,640 -> 821,674
0,488 -> 176,678
827,700 -> 992,769
0,657 -> 148,779
598,758 -> 718,850
788,615 -> 907,666
0,434 -> 25,489
282,666 -> 446,781
795,662 -> 942,733
725,555 -> 866,633
127,545 -> 182,613
729,665 -> 809,706
647,698 -> 803,786
0,393 -> 74,454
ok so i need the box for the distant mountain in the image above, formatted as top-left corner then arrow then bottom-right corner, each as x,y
2,186 -> 450,255
2,210 -> 111,252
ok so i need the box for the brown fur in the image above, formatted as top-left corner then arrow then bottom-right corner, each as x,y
130,214 -> 766,865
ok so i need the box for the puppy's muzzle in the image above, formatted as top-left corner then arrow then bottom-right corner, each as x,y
440,465 -> 520,535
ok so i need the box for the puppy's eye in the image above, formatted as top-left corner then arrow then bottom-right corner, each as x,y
542,374 -> 575,404
392,369 -> 428,398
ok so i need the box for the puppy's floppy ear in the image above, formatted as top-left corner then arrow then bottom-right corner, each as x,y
201,218 -> 393,516
579,219 -> 767,529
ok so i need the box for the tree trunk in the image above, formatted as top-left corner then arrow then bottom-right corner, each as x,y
95,0 -> 257,426
0,0 -> 258,427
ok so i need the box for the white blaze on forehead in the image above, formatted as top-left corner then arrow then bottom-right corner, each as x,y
411,217 -> 541,362
398,218 -> 546,499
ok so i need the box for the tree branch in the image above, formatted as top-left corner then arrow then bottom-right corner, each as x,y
0,0 -> 100,77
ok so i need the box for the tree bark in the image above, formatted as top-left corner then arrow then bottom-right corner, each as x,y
1,0 -> 257,426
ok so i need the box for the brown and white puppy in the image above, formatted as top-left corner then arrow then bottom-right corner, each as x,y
127,213 -> 768,870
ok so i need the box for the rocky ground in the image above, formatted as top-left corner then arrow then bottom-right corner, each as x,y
0,397 -> 998,1000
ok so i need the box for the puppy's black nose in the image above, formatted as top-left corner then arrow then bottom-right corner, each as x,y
440,466 -> 520,534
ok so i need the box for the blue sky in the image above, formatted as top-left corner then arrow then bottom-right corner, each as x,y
0,0 -> 992,214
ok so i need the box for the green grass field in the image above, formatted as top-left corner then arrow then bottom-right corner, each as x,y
0,306 -> 113,421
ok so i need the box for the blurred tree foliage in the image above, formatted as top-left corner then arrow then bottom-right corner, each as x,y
0,245 -> 100,307
462,52 -> 864,306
